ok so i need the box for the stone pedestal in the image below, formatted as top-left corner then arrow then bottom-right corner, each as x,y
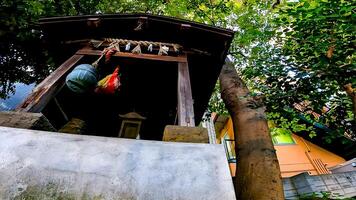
0,111 -> 55,131
163,125 -> 209,143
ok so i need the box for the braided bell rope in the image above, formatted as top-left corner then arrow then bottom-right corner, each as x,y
91,37 -> 182,67
104,38 -> 182,52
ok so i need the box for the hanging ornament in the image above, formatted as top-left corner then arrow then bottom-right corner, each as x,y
132,44 -> 141,54
90,40 -> 104,49
172,44 -> 180,53
158,45 -> 169,55
105,48 -> 117,63
125,43 -> 131,51
147,44 -> 153,52
95,66 -> 121,94
114,43 -> 120,52
65,48 -> 107,93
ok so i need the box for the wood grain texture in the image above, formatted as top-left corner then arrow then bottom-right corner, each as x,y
16,54 -> 83,112
177,59 -> 195,127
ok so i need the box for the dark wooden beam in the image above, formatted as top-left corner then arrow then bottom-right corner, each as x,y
177,57 -> 195,127
16,54 -> 83,112
76,49 -> 186,63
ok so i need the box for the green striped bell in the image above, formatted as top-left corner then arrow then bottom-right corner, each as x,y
65,64 -> 98,93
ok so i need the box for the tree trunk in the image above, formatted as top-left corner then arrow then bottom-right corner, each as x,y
219,58 -> 284,200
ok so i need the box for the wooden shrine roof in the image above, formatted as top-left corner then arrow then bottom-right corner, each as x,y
38,14 -> 235,125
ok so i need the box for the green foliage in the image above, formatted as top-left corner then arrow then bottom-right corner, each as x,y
0,0 -> 100,99
205,82 -> 228,120
267,111 -> 316,137
299,191 -> 356,200
236,0 -> 356,144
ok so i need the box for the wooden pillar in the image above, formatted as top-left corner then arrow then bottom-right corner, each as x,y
177,56 -> 195,127
16,54 -> 83,112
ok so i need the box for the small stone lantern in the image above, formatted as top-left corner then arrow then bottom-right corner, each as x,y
118,112 -> 146,139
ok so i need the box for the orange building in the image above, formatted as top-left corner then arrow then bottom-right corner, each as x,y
215,117 -> 346,178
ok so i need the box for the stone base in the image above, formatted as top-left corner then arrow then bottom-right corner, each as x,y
163,125 -> 209,143
0,111 -> 55,131
59,118 -> 87,134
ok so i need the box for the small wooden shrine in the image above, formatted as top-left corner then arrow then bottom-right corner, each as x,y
16,14 -> 234,140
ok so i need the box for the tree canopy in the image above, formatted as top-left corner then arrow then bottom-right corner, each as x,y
238,0 -> 355,146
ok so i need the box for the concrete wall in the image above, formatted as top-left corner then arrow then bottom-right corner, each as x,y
0,126 -> 235,200
283,171 -> 356,199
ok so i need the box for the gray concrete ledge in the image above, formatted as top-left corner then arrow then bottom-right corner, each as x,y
0,126 -> 235,200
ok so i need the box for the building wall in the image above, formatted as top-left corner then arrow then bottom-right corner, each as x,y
275,134 -> 345,177
216,117 -> 234,144
217,117 -> 346,178
217,118 -> 236,176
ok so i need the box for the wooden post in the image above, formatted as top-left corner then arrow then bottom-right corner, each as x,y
16,54 -> 83,112
177,56 -> 195,127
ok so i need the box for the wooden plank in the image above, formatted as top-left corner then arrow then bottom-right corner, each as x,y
76,49 -> 186,63
177,58 -> 195,127
16,54 -> 83,112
